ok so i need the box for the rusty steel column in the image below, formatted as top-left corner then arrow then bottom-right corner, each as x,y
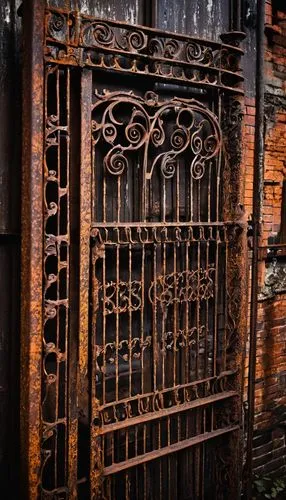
21,0 -> 45,497
220,26 -> 247,500
78,69 -> 93,498
245,0 -> 265,498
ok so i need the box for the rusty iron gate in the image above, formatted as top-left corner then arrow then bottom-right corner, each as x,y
21,1 -> 248,498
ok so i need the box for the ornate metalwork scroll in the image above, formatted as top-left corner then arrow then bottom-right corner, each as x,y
91,90 -> 222,224
90,85 -> 246,497
22,3 -> 247,499
41,65 -> 75,496
44,7 -> 244,94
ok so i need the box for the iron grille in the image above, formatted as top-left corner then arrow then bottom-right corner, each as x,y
21,3 -> 248,499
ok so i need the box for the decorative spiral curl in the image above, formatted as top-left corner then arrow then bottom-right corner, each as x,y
128,30 -> 147,51
93,23 -> 114,46
186,42 -> 202,62
171,128 -> 188,150
191,131 -> 203,154
105,151 -> 128,176
164,39 -> 180,59
50,13 -> 65,33
148,38 -> 163,57
151,121 -> 165,147
161,159 -> 176,179
204,135 -> 219,155
125,122 -> 146,146
190,159 -> 205,180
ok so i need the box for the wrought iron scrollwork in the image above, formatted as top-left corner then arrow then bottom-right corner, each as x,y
45,7 -> 244,94
92,90 -> 221,182
148,268 -> 215,306
41,65 -> 72,495
38,5 -> 247,498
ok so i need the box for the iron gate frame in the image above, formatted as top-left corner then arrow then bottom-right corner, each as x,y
21,0 -> 248,497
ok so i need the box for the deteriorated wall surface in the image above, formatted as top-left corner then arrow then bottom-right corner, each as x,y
244,0 -> 286,478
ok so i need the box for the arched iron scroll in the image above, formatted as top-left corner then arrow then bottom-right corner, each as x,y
34,5 -> 248,499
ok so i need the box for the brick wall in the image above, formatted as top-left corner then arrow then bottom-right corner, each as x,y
243,0 -> 286,478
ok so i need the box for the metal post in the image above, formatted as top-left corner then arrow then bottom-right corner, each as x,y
236,0 -> 242,31
245,0 -> 265,497
21,0 -> 45,497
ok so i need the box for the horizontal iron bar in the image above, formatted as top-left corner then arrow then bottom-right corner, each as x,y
96,391 -> 238,435
44,56 -> 244,95
45,39 -> 244,82
91,221 -> 238,228
97,373 -> 234,409
46,7 -> 244,54
102,424 -> 240,476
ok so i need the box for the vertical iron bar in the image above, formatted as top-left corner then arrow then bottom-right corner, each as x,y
129,243 -> 132,398
141,244 -> 145,394
235,0 -> 242,31
217,94 -> 222,223
79,68 -> 92,496
143,424 -> 147,500
56,69 -> 60,491
214,233 -> 219,377
205,239 -> 209,378
173,242 -> 177,386
21,0 -> 45,496
230,1 -> 242,32
167,416 -> 171,500
67,66 -> 78,496
223,238 -> 228,372
117,177 -> 121,222
102,248 -> 106,405
162,241 -> 166,389
196,241 -> 201,379
191,173 -> 194,221
103,152 -> 106,223
153,244 -> 157,391
196,237 -> 202,496
208,164 -> 211,223
185,240 -> 190,383
91,240 -> 102,496
116,244 -> 120,401
246,0 -> 265,497
144,0 -> 157,27
198,179 -> 201,222
162,179 -> 166,223
176,160 -> 180,222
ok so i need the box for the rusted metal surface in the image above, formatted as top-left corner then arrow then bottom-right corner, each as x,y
44,7 -> 244,95
245,1 -> 266,497
21,0 -> 45,497
89,72 -> 247,498
42,63 -> 72,497
21,1 -> 247,498
78,69 -> 93,498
